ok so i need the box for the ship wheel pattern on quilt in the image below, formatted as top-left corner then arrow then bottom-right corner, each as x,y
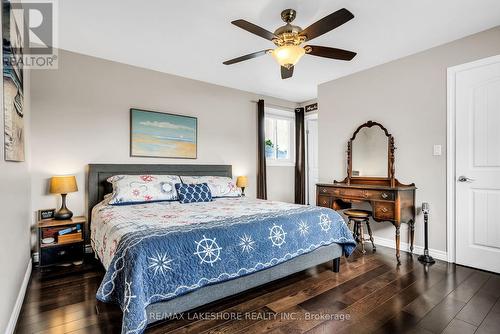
192,214 -> 333,264
194,235 -> 222,266
269,224 -> 287,247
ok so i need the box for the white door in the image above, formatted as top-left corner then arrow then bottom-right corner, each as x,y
454,55 -> 500,273
306,117 -> 318,205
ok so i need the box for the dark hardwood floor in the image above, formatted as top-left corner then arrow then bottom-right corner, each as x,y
15,246 -> 500,334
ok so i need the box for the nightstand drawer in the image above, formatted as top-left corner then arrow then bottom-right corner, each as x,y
40,243 -> 84,267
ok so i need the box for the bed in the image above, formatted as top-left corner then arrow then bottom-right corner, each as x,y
88,164 -> 356,334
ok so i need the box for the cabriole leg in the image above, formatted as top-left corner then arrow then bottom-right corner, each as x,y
409,219 -> 415,253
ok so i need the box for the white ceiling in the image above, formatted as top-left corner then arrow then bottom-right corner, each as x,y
57,0 -> 500,102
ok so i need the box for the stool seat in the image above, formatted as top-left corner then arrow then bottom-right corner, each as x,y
343,209 -> 376,254
343,209 -> 371,218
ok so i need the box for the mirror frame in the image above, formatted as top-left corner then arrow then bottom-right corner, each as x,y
346,120 -> 396,187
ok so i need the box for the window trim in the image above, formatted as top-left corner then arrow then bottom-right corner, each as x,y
264,107 -> 296,167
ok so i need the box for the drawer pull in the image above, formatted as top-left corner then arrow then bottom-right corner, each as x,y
322,200 -> 327,205
381,193 -> 389,199
381,207 -> 389,213
321,188 -> 327,193
57,250 -> 67,256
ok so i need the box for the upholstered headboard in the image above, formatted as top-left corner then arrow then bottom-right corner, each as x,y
87,164 -> 232,225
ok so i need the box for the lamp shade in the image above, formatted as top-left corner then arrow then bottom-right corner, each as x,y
271,45 -> 306,68
236,176 -> 248,188
50,176 -> 78,194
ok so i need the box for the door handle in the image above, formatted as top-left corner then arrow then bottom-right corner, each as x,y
458,176 -> 475,182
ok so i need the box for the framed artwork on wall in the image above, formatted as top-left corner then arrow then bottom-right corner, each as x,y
130,108 -> 198,159
3,0 -> 25,162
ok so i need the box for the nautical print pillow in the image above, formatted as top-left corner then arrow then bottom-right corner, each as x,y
180,176 -> 241,198
175,183 -> 213,204
107,174 -> 181,205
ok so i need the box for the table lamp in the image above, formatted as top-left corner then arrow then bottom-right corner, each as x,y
50,175 -> 78,220
236,176 -> 248,196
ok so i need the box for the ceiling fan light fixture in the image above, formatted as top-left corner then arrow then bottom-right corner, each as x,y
271,45 -> 305,68
224,8 -> 356,79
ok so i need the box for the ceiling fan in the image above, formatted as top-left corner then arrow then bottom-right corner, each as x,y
223,8 -> 357,79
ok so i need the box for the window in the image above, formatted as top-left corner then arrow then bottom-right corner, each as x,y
265,108 -> 295,166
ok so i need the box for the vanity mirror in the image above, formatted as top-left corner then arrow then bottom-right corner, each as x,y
347,121 -> 395,186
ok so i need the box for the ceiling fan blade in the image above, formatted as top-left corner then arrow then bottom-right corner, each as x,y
223,50 -> 270,65
306,45 -> 356,61
281,66 -> 294,79
231,19 -> 276,41
301,8 -> 354,41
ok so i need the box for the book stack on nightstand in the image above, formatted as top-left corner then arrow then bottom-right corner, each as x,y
37,216 -> 86,267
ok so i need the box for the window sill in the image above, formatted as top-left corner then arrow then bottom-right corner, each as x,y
266,161 -> 296,167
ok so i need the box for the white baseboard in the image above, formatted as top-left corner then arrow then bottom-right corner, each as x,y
6,259 -> 32,334
372,236 -> 448,262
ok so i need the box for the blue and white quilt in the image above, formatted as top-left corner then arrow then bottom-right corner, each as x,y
92,197 -> 356,334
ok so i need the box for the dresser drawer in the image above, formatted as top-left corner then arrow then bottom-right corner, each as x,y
40,243 -> 84,267
335,188 -> 395,201
366,190 -> 394,201
317,186 -> 339,196
373,202 -> 395,220
317,195 -> 331,208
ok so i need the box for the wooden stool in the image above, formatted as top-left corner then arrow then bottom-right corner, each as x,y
344,209 -> 376,254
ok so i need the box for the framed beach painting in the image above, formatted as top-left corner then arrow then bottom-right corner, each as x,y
130,109 -> 197,159
3,0 -> 25,161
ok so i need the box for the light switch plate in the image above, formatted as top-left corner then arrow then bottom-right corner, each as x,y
433,145 -> 442,156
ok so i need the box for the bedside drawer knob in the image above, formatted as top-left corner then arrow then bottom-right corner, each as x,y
322,200 -> 327,205
381,207 -> 388,213
58,250 -> 67,256
321,188 -> 327,193
381,193 -> 389,199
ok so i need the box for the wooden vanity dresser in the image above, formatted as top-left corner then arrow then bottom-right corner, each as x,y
317,121 -> 416,263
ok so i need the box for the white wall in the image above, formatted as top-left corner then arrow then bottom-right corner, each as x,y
267,166 -> 295,203
318,26 -> 500,253
30,49 -> 297,229
0,60 -> 31,334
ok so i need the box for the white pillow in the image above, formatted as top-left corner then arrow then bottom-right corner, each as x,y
107,174 -> 181,205
180,176 -> 241,198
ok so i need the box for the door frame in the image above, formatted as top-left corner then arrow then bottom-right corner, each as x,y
446,54 -> 500,263
305,112 -> 318,205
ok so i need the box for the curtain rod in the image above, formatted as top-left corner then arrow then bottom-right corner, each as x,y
250,100 -> 297,112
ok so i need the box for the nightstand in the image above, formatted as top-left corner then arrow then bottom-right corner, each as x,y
37,216 -> 86,267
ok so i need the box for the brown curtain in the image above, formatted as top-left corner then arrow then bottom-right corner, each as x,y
257,99 -> 267,199
294,107 -> 306,204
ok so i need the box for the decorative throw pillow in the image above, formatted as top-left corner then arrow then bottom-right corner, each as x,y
180,176 -> 241,198
175,183 -> 213,204
107,174 -> 181,205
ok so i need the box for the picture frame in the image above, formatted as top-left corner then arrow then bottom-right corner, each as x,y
3,0 -> 25,162
130,108 -> 198,159
38,208 -> 56,221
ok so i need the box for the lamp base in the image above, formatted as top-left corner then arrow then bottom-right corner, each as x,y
418,254 -> 436,264
241,187 -> 246,197
54,193 -> 73,220
54,207 -> 73,220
